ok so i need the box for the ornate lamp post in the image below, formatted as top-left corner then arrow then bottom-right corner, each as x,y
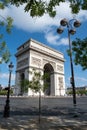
3,62 -> 14,117
57,18 -> 81,106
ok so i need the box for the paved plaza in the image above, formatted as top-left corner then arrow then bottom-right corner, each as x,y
0,96 -> 87,129
0,115 -> 87,130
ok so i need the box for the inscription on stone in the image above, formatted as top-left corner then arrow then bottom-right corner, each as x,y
17,58 -> 28,68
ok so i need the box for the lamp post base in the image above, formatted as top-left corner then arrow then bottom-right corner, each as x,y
3,100 -> 10,118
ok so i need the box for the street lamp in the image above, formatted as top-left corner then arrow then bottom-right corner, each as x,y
3,62 -> 14,117
57,18 -> 81,106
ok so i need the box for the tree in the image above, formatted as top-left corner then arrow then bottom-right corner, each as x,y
29,68 -> 49,123
20,68 -> 49,94
28,68 -> 42,93
20,79 -> 29,94
10,0 -> 87,17
0,1 -> 13,63
21,68 -> 49,123
72,38 -> 87,70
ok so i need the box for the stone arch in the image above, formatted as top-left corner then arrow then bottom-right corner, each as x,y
15,39 -> 65,96
20,73 -> 25,95
44,63 -> 54,96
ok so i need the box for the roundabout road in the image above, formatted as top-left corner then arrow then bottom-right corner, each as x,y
0,96 -> 87,116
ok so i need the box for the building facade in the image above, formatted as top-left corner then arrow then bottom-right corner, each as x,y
15,39 -> 65,96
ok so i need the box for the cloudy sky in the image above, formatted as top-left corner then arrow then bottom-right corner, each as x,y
0,1 -> 87,88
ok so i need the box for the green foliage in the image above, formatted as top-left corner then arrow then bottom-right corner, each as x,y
67,90 -> 73,95
0,89 -> 13,95
0,1 -> 13,64
0,42 -> 11,64
70,0 -> 81,14
28,68 -> 43,92
43,72 -> 50,92
0,90 -> 7,95
25,1 -> 45,17
10,0 -> 27,6
67,88 -> 87,96
72,38 -> 87,70
6,17 -> 13,33
82,0 -> 87,10
0,2 -> 4,9
0,0 -> 11,9
20,68 -> 50,94
69,0 -> 87,13
10,0 -> 87,17
76,89 -> 87,96
20,79 -> 29,93
10,88 -> 13,94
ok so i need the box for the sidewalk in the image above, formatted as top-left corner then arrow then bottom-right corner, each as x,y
0,114 -> 87,130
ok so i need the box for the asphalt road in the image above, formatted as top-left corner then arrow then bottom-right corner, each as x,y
0,96 -> 87,116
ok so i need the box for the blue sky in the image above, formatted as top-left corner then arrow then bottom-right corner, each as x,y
0,1 -> 87,88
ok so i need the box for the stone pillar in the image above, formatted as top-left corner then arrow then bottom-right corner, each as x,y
14,72 -> 20,95
50,73 -> 55,96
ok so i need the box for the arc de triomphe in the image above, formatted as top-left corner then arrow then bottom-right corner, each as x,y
15,38 -> 65,96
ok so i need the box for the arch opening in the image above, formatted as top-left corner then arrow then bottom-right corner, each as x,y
20,73 -> 25,95
44,63 -> 54,96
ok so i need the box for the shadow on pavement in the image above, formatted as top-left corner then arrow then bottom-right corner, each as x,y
0,115 -> 87,130
0,103 -> 87,129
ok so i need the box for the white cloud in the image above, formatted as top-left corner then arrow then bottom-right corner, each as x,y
76,77 -> 87,82
68,76 -> 87,82
6,4 -> 56,32
76,10 -> 87,22
59,38 -> 69,45
0,1 -> 87,45
45,29 -> 69,45
0,73 -> 15,81
45,28 -> 60,45
67,76 -> 87,87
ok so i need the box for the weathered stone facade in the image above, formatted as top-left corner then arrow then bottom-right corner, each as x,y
15,38 -> 65,96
